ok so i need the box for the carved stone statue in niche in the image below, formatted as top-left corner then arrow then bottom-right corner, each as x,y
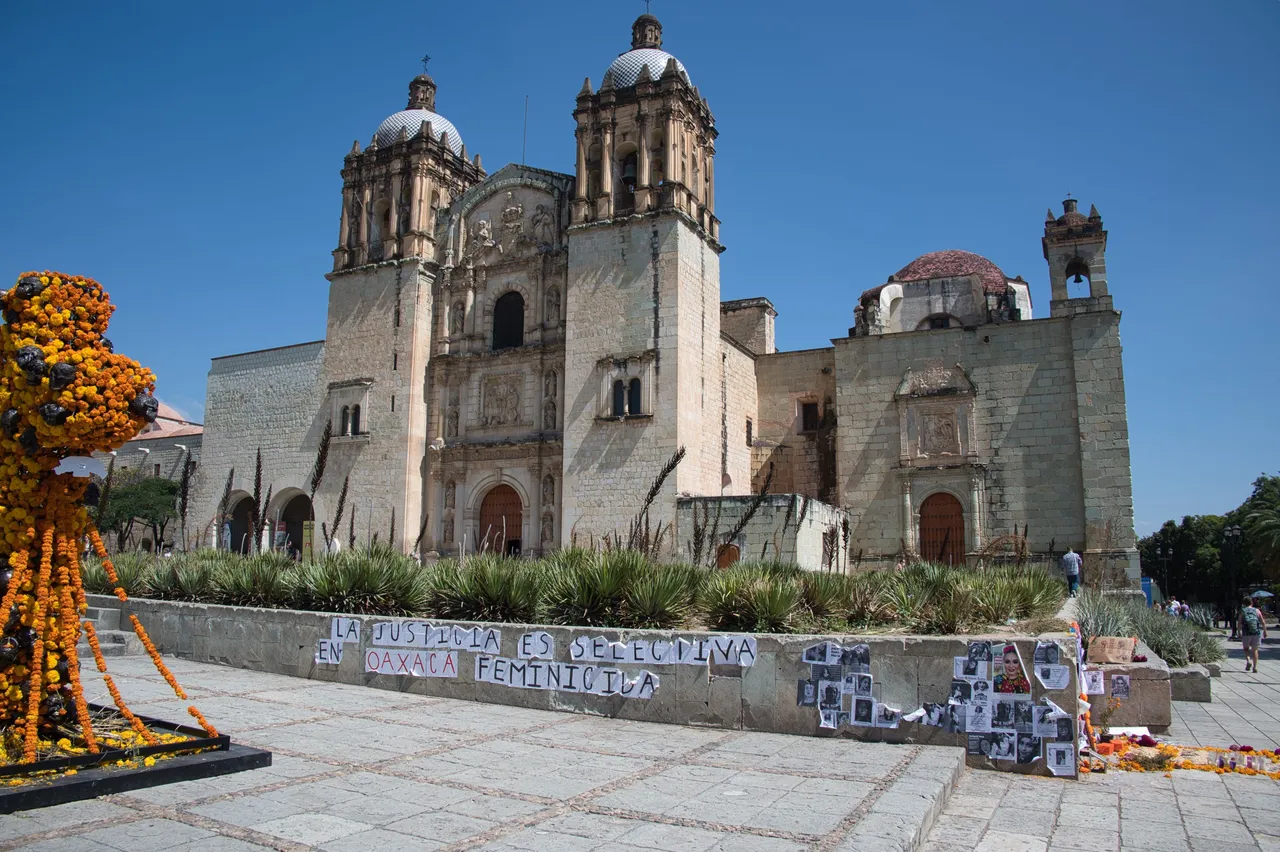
542,475 -> 554,506
544,369 -> 557,400
920,412 -> 960,456
531,204 -> 555,246
545,287 -> 560,324
445,406 -> 459,437
442,511 -> 454,545
542,398 -> 556,430
541,512 -> 554,544
449,300 -> 465,335
499,191 -> 524,253
444,480 -> 456,509
481,375 -> 521,428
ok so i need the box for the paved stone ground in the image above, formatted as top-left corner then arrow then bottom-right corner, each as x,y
1,657 -> 964,851
921,632 -> 1280,852
1168,634 -> 1280,748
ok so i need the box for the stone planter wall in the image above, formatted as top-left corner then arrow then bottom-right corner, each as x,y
91,594 -> 1080,777
1090,641 -> 1173,730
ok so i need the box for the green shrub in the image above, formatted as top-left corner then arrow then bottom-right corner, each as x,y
625,563 -> 703,629
212,551 -> 297,608
146,553 -> 215,602
426,555 -> 538,623
799,572 -> 852,621
848,571 -> 891,624
81,552 -> 154,597
700,565 -> 800,633
1187,629 -> 1225,664
1075,589 -> 1132,643
292,545 -> 431,616
541,550 -> 637,627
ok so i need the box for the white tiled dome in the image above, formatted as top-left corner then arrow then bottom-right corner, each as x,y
606,48 -> 690,88
374,109 -> 465,155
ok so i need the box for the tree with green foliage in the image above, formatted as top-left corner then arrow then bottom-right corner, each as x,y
99,474 -> 181,552
1242,473 -> 1280,578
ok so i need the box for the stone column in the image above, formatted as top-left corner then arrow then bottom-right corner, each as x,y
358,184 -> 371,261
599,122 -> 614,218
338,187 -> 351,246
636,116 -> 651,211
707,152 -> 715,213
388,173 -> 402,257
901,478 -> 914,554
408,165 -> 422,232
574,128 -> 588,200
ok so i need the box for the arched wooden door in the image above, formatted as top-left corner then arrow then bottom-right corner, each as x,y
919,493 -> 965,565
479,485 -> 523,555
716,543 -> 740,569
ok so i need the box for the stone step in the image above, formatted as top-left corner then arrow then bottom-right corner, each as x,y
84,606 -> 121,631
78,628 -> 143,658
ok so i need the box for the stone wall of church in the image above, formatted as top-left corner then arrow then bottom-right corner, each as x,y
563,216 -> 721,548
676,495 -> 848,570
321,260 -> 435,554
722,339 -> 756,497
751,348 -> 837,501
190,342 -> 326,545
832,313 -> 1135,563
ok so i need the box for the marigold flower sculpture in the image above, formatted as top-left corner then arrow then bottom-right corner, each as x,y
0,271 -> 215,764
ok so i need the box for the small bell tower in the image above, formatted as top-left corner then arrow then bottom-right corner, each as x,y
1042,197 -> 1108,309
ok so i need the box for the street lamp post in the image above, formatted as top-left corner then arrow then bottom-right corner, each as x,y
1224,525 -> 1242,640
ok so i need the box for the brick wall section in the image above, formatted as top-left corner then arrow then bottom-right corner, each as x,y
190,342 -> 326,546
677,495 -> 849,568
752,348 -> 836,499
833,308 -> 1136,568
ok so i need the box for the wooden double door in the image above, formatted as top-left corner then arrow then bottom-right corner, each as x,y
919,492 -> 965,565
479,484 -> 522,555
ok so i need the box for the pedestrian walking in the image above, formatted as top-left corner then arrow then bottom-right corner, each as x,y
1239,596 -> 1267,673
1061,548 -> 1081,598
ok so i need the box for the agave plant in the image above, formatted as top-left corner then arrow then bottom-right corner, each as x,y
625,562 -> 703,629
847,570 -> 891,625
800,571 -> 852,621
541,550 -> 637,627
146,553 -> 216,602
745,575 -> 800,633
427,555 -> 538,623
212,551 -> 296,608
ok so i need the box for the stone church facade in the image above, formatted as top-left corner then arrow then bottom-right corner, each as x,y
191,14 -> 1140,577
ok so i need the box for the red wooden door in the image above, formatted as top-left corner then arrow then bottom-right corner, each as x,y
479,485 -> 523,553
920,493 -> 965,565
716,543 -> 741,569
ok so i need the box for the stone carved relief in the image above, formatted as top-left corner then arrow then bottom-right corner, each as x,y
465,217 -> 496,262
442,511 -> 454,545
446,407 -> 459,438
542,475 -> 555,507
542,399 -> 557,430
499,191 -> 524,253
545,286 -> 561,324
541,511 -> 554,544
481,374 -> 522,428
449,300 -> 465,335
919,412 -> 960,456
444,480 -> 456,509
347,194 -> 362,248
531,204 -> 555,246
544,370 -> 557,401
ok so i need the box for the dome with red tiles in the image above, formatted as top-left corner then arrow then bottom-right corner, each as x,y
861,250 -> 1010,303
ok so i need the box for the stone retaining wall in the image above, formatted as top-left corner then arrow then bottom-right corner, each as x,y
92,595 -> 1079,778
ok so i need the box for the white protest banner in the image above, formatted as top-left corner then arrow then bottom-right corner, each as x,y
315,638 -> 343,665
474,655 -> 659,699
330,617 -> 362,644
370,621 -> 501,653
364,648 -> 459,678
517,631 -> 556,660
568,635 -> 756,667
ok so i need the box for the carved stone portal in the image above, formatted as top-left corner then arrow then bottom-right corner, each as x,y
920,412 -> 960,456
481,374 -> 522,428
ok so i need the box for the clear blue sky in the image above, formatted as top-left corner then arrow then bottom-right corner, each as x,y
2,1 -> 1276,535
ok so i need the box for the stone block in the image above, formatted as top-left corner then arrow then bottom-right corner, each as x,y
1169,664 -> 1212,702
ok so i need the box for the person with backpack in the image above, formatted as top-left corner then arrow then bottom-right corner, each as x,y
1061,548 -> 1081,598
1239,596 -> 1268,673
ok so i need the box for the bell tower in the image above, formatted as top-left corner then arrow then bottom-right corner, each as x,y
1043,197 -> 1108,310
570,14 -> 718,239
562,15 -> 727,546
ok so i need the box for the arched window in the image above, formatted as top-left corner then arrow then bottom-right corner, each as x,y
350,404 -> 362,436
492,291 -> 524,350
340,406 -> 350,436
628,378 -> 641,416
612,380 -> 626,417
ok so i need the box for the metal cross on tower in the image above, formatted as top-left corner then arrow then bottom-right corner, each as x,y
420,54 -> 431,73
